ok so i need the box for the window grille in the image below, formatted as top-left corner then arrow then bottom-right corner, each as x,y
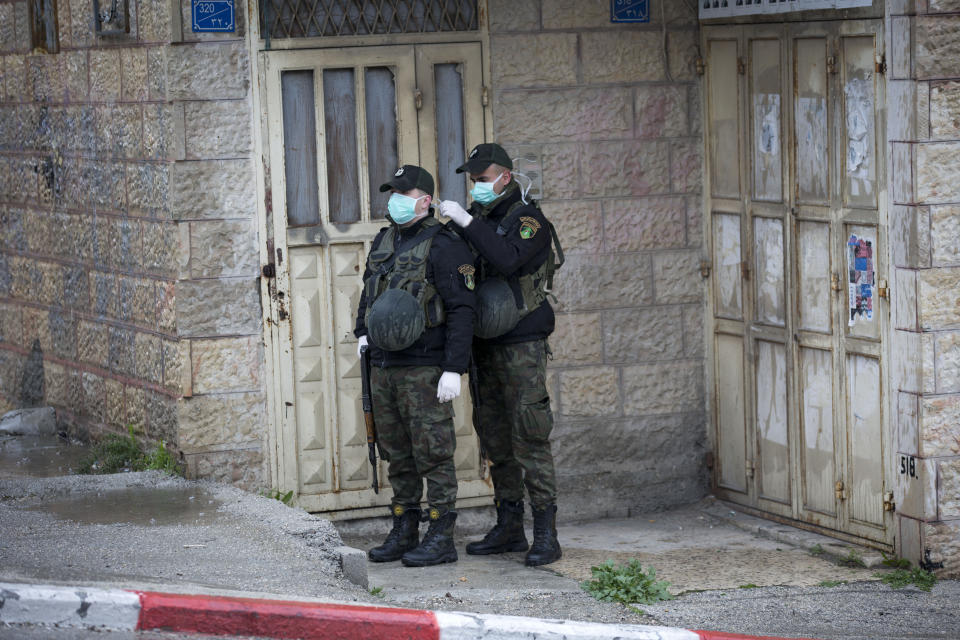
259,0 -> 478,39
700,0 -> 871,19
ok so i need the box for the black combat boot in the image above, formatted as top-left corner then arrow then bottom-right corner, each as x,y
401,507 -> 458,567
368,504 -> 420,563
466,500 -> 528,555
525,504 -> 562,566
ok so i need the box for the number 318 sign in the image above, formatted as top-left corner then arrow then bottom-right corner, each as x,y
192,0 -> 235,32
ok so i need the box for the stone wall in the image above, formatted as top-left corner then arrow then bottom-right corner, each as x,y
888,0 -> 960,576
0,0 -> 182,445
488,0 -> 709,520
0,0 -> 266,489
168,0 -> 265,488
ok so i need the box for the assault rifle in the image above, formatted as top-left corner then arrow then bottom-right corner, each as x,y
359,344 -> 379,493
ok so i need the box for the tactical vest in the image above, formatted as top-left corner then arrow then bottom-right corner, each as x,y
363,217 -> 447,331
478,200 -> 565,319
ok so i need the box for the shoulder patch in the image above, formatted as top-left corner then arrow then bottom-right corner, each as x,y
518,216 -> 541,239
458,264 -> 476,290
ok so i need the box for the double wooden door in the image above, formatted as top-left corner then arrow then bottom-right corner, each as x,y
262,43 -> 492,515
704,20 -> 892,545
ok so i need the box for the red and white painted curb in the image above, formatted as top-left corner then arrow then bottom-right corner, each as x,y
0,582 -> 816,640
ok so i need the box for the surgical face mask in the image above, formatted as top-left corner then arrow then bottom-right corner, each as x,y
470,173 -> 504,205
387,193 -> 425,225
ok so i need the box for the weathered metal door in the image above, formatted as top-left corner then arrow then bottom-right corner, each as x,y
704,21 -> 891,545
263,44 -> 491,515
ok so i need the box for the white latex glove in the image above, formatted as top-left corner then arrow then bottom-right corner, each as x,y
436,371 -> 461,403
357,335 -> 368,359
439,200 -> 472,228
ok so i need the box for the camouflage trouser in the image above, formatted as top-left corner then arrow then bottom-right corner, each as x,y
472,339 -> 557,508
370,365 -> 457,511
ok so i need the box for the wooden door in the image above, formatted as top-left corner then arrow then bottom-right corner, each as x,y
704,20 -> 891,546
263,43 -> 491,516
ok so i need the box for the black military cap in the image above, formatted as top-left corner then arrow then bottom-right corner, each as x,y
379,164 -> 435,197
456,143 -> 513,174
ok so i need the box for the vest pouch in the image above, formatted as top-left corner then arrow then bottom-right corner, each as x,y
424,288 -> 445,328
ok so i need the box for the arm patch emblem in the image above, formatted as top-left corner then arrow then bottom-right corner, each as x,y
458,264 -> 476,290
518,216 -> 541,239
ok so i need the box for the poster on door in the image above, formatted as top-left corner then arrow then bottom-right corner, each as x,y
847,234 -> 874,326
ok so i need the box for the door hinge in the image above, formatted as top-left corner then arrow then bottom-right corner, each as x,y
414,89 -> 423,110
695,56 -> 705,76
831,272 -> 842,292
835,480 -> 846,501
262,263 -> 276,279
827,55 -> 838,75
481,86 -> 490,107
877,278 -> 889,299
740,260 -> 751,280
883,491 -> 896,512
737,57 -> 746,75
700,260 -> 712,278
746,460 -> 755,479
876,55 -> 887,75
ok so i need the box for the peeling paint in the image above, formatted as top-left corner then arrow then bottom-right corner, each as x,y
801,348 -> 835,515
754,217 -> 784,326
797,96 -> 828,201
797,222 -> 831,333
753,93 -> 782,202
757,341 -> 789,502
844,74 -> 875,202
713,214 -> 742,318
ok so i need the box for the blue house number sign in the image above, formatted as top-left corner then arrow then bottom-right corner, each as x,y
611,0 -> 649,23
192,0 -> 235,32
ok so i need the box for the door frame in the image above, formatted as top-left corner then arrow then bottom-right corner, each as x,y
245,3 -> 494,516
701,19 -> 893,548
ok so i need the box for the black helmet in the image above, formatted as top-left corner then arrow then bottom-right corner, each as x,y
367,288 -> 426,351
474,278 -> 521,339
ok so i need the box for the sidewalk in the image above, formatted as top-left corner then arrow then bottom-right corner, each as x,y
2,433 -> 958,640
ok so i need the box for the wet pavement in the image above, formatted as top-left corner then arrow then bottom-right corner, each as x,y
26,486 -> 222,526
0,434 -> 89,479
0,470 -> 355,600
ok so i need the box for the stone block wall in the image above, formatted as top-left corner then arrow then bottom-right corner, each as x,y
887,0 -> 960,576
167,0 -> 265,488
0,0 -> 181,444
488,0 -> 709,520
0,0 -> 266,489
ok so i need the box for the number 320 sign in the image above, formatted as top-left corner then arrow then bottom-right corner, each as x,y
192,0 -> 235,32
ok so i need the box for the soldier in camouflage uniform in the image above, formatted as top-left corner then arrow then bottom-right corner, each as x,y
355,165 -> 476,567
439,143 -> 563,567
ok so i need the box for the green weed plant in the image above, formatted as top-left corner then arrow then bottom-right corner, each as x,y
265,489 -> 295,505
78,426 -> 182,476
840,549 -> 866,567
818,580 -> 847,587
876,554 -> 936,592
581,560 -> 673,608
